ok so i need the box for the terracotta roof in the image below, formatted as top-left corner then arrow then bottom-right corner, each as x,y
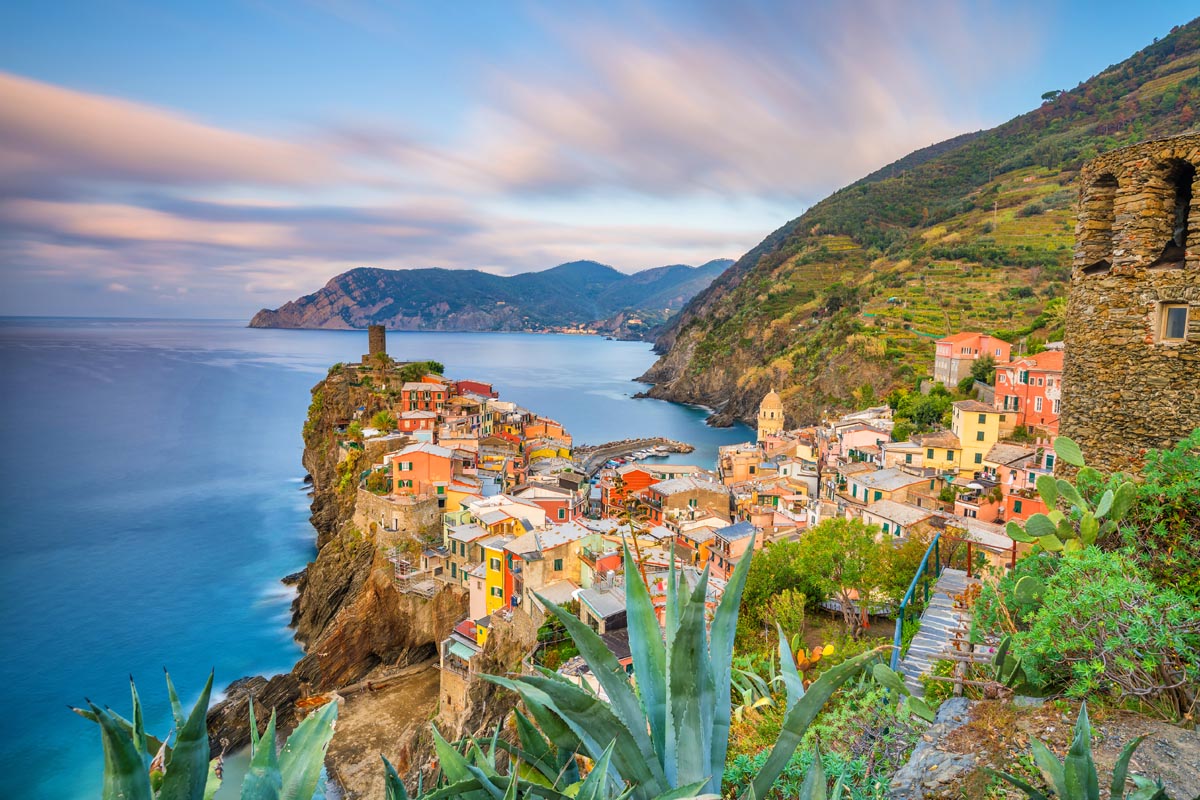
912,430 -> 961,448
954,400 -> 1001,413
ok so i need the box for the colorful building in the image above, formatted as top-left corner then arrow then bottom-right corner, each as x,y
933,333 -> 1012,387
994,350 -> 1064,435
387,442 -> 453,497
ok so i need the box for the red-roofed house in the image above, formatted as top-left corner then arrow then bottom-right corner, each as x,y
934,333 -> 1011,387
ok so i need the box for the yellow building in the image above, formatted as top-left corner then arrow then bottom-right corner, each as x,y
950,400 -> 1006,475
757,389 -> 784,442
912,430 -> 961,475
480,535 -> 511,615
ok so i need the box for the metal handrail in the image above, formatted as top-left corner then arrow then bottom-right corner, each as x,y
890,532 -> 941,670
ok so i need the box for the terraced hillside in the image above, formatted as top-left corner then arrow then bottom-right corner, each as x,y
641,18 -> 1200,426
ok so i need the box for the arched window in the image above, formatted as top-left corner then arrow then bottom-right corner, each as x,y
1151,158 -> 1195,267
1080,173 -> 1118,275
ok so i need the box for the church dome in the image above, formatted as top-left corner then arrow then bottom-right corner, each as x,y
760,388 -> 783,410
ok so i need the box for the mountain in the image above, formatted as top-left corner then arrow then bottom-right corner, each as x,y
640,18 -> 1200,426
248,258 -> 733,338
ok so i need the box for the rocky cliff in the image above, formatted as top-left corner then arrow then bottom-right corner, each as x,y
640,19 -> 1200,427
206,364 -> 468,757
248,259 -> 731,340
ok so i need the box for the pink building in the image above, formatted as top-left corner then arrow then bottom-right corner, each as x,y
994,350 -> 1064,434
933,333 -> 1012,387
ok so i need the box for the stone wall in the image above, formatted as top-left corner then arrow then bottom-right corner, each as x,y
352,489 -> 440,547
1061,134 -> 1200,473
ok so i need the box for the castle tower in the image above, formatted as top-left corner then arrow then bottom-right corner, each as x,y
1059,133 -> 1200,473
757,388 -> 784,443
362,323 -> 386,364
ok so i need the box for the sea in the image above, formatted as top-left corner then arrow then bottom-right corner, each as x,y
0,318 -> 751,799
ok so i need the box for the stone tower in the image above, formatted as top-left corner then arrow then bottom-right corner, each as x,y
757,388 -> 784,443
1059,133 -> 1200,473
362,324 -> 388,364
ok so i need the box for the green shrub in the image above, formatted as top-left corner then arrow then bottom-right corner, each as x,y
1010,549 -> 1200,719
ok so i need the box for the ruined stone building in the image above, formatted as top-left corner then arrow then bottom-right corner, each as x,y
1060,133 -> 1200,472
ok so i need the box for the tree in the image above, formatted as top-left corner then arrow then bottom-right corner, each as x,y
346,421 -> 364,442
738,539 -> 814,643
797,518 -> 890,640
370,409 -> 396,431
969,354 -> 996,385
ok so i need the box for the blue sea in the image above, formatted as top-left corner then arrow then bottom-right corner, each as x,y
0,318 -> 750,799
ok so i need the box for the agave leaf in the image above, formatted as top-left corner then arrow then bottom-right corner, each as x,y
1110,482 -> 1137,522
278,699 -> 338,800
164,669 -> 188,730
1037,534 -> 1064,552
1054,436 -> 1086,468
994,637 -> 1012,670
89,703 -> 155,800
986,768 -> 1050,800
240,710 -> 281,800
1025,514 -> 1058,539
482,675 -> 667,796
1006,521 -> 1036,543
1029,738 -> 1068,798
203,759 -> 223,800
1080,512 -> 1099,546
159,670 -> 214,800
514,689 -> 581,784
1056,479 -> 1085,509
1062,704 -> 1100,800
1035,474 -> 1059,508
798,747 -> 826,800
431,725 -> 475,785
382,756 -> 410,800
707,536 -> 754,794
668,569 -> 716,791
1109,734 -> 1147,799
1128,776 -> 1168,800
73,706 -> 169,759
648,779 -> 711,799
129,677 -> 150,768
511,709 -> 559,785
621,544 -> 668,760
748,649 -> 878,800
460,765 -> 508,800
534,590 -> 659,780
573,739 -> 617,800
1094,489 -> 1114,519
248,698 -> 261,755
776,625 -> 805,712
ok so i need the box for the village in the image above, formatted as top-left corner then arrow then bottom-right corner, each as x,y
328,319 -> 1074,717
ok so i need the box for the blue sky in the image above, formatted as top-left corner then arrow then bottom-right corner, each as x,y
0,0 -> 1195,318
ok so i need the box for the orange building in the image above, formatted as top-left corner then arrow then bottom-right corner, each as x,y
388,442 -> 453,496
933,333 -> 1011,387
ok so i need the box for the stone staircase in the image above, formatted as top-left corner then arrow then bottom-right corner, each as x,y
897,568 -> 977,696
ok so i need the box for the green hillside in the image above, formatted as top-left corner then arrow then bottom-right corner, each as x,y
642,18 -> 1200,426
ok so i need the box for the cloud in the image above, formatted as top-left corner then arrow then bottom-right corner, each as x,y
0,72 -> 333,190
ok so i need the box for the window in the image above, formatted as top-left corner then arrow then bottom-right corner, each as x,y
557,508 -> 566,520
1013,500 -> 1023,514
1034,397 -> 1043,413
1161,304 -> 1189,341
851,484 -> 858,498
490,587 -> 503,598
976,431 -> 985,441
1019,371 -> 1029,384
451,563 -> 457,578
436,485 -> 445,494
974,453 -> 983,464
905,453 -> 913,464
450,541 -> 457,555
1045,453 -> 1056,470
1037,377 -> 1044,386
873,490 -> 882,501
1000,414 -> 1006,422
1052,399 -> 1060,414
553,558 -> 563,571
978,413 -> 987,424
489,557 -> 501,571
946,450 -> 954,459
926,448 -> 934,459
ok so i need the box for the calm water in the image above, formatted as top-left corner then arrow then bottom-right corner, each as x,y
0,318 -> 750,799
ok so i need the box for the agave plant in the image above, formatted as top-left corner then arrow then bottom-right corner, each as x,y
479,543 -> 881,800
990,703 -> 1169,800
78,671 -> 338,800
1005,437 -> 1136,553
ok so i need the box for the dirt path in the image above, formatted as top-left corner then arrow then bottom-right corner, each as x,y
326,663 -> 440,799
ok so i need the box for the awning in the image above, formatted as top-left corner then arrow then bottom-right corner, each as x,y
449,641 -> 478,661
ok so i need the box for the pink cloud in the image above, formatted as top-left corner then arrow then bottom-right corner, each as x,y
0,72 -> 332,188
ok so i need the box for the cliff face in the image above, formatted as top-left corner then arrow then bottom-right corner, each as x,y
207,365 -> 468,753
248,259 -> 732,339
641,20 -> 1200,427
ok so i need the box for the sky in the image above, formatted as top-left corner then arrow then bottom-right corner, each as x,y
0,1 -> 1195,319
